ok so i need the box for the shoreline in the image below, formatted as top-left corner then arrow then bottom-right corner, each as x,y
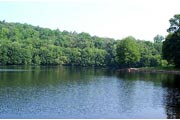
117,68 -> 180,75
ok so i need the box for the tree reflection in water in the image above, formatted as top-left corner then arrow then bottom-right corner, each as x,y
117,72 -> 180,119
164,75 -> 180,119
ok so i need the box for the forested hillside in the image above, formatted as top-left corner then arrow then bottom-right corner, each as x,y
0,20 -> 164,67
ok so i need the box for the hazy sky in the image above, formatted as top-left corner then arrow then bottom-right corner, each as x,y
0,0 -> 180,40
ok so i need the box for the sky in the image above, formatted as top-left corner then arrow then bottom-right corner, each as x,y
0,0 -> 180,41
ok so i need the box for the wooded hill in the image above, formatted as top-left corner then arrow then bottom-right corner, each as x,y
0,20 -> 163,67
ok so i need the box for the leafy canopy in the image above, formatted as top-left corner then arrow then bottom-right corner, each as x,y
116,36 -> 140,67
163,14 -> 180,67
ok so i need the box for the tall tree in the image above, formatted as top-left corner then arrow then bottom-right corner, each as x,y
154,35 -> 164,54
167,14 -> 180,33
116,36 -> 140,67
154,35 -> 164,43
163,14 -> 180,67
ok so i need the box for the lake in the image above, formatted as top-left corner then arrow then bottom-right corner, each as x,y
0,66 -> 180,118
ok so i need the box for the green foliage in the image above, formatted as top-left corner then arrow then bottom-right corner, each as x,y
0,21 -> 115,67
163,33 -> 180,67
137,40 -> 162,67
116,36 -> 140,67
154,35 -> 164,54
161,60 -> 168,67
167,14 -> 180,33
0,21 -> 163,68
116,35 -> 163,68
163,14 -> 180,68
154,35 -> 164,43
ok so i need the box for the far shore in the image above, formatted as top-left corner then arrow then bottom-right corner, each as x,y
117,67 -> 180,75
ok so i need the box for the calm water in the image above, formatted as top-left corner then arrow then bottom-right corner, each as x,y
0,66 -> 180,118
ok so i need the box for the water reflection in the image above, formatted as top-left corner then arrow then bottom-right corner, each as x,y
117,72 -> 180,119
0,66 -> 111,87
162,75 -> 180,119
0,66 -> 180,118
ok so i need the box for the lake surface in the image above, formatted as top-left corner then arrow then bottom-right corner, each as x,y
0,66 -> 180,118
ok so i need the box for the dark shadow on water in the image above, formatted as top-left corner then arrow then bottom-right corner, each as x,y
116,72 -> 180,119
162,75 -> 180,119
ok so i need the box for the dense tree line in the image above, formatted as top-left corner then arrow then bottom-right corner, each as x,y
116,36 -> 165,68
0,20 -> 163,67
